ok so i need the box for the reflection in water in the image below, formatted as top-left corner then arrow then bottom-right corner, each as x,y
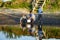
3,32 -> 17,38
0,31 -> 36,40
2,30 -> 25,39
0,31 -> 60,40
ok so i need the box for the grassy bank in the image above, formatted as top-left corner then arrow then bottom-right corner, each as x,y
0,0 -> 60,12
0,25 -> 60,38
0,25 -> 29,36
0,0 -> 32,11
6,2 -> 32,10
43,25 -> 60,38
43,0 -> 60,12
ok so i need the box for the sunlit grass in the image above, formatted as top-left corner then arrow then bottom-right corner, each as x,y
43,25 -> 60,38
0,25 -> 60,38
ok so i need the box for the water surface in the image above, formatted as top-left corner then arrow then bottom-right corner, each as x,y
0,31 -> 60,40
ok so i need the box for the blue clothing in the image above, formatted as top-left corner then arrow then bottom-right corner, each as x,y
38,31 -> 43,37
29,13 -> 32,17
38,8 -> 43,14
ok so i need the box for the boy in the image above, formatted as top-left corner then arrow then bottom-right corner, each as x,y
20,14 -> 27,31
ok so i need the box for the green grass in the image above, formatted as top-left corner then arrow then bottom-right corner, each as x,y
0,1 -> 32,11
43,25 -> 60,38
0,25 -> 60,38
0,0 -> 60,12
0,25 -> 30,36
43,0 -> 60,12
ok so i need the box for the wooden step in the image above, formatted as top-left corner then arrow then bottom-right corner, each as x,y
39,1 -> 44,2
32,0 -> 45,13
38,3 -> 43,6
37,2 -> 43,4
40,0 -> 44,1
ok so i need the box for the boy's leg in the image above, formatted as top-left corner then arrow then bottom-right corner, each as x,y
22,24 -> 26,31
23,27 -> 26,31
38,31 -> 43,40
38,14 -> 43,40
38,14 -> 42,30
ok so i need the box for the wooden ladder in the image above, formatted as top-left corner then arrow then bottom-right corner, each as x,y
32,0 -> 46,13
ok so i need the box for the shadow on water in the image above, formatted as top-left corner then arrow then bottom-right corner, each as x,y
0,13 -> 60,25
34,14 -> 60,26
42,14 -> 60,25
0,13 -> 22,25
